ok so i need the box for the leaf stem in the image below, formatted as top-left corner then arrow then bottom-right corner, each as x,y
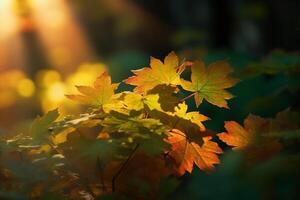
180,93 -> 195,103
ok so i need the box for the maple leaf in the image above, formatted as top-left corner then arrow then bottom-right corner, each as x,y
269,109 -> 300,132
218,115 -> 268,150
218,114 -> 287,164
102,111 -> 168,155
66,72 -> 119,107
124,52 -> 183,93
181,60 -> 239,108
30,109 -> 59,142
166,129 -> 222,175
173,102 -> 209,132
148,102 -> 209,140
105,85 -> 179,115
266,109 -> 300,140
119,92 -> 162,113
147,85 -> 179,112
51,127 -> 76,145
122,92 -> 144,111
126,85 -> 179,112
102,111 -> 163,134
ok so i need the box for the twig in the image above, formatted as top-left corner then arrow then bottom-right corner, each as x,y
112,143 -> 140,193
48,141 -> 96,198
178,59 -> 193,74
97,156 -> 107,192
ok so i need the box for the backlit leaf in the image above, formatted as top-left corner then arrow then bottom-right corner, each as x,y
66,72 -> 119,107
166,129 -> 222,175
124,52 -> 182,93
181,60 -> 239,108
218,115 -> 268,150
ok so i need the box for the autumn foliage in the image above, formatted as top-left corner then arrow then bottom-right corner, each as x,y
1,52 -> 299,199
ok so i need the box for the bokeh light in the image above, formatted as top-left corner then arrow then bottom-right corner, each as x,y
16,78 -> 35,97
0,1 -> 299,199
0,0 -> 18,39
37,63 -> 106,114
0,70 -> 28,108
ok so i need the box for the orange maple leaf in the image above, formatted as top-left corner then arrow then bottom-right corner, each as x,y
166,129 -> 222,175
181,60 -> 239,108
66,72 -> 119,107
218,115 -> 268,150
124,52 -> 184,93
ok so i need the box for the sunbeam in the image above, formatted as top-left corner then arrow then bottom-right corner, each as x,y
0,0 -> 26,71
29,0 -> 95,74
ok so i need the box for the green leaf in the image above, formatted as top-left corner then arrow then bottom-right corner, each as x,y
30,109 -> 59,142
180,60 -> 239,108
102,111 -> 168,155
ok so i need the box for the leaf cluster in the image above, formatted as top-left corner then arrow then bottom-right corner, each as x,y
1,52 -> 299,199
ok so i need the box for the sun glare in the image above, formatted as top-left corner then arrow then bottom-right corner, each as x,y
17,78 -> 35,97
0,0 -> 18,39
29,0 -> 95,73
0,0 -> 26,70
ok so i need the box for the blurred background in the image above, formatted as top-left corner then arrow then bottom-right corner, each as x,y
0,0 -> 299,199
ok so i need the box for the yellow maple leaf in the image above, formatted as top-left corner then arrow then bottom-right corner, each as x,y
124,52 -> 183,93
66,72 -> 119,107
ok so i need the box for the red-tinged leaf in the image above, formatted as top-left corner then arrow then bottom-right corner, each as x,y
181,60 -> 239,108
124,52 -> 182,93
66,72 -> 119,107
166,129 -> 222,175
218,115 -> 268,150
218,121 -> 250,150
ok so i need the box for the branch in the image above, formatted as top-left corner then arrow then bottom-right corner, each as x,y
112,143 -> 140,193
